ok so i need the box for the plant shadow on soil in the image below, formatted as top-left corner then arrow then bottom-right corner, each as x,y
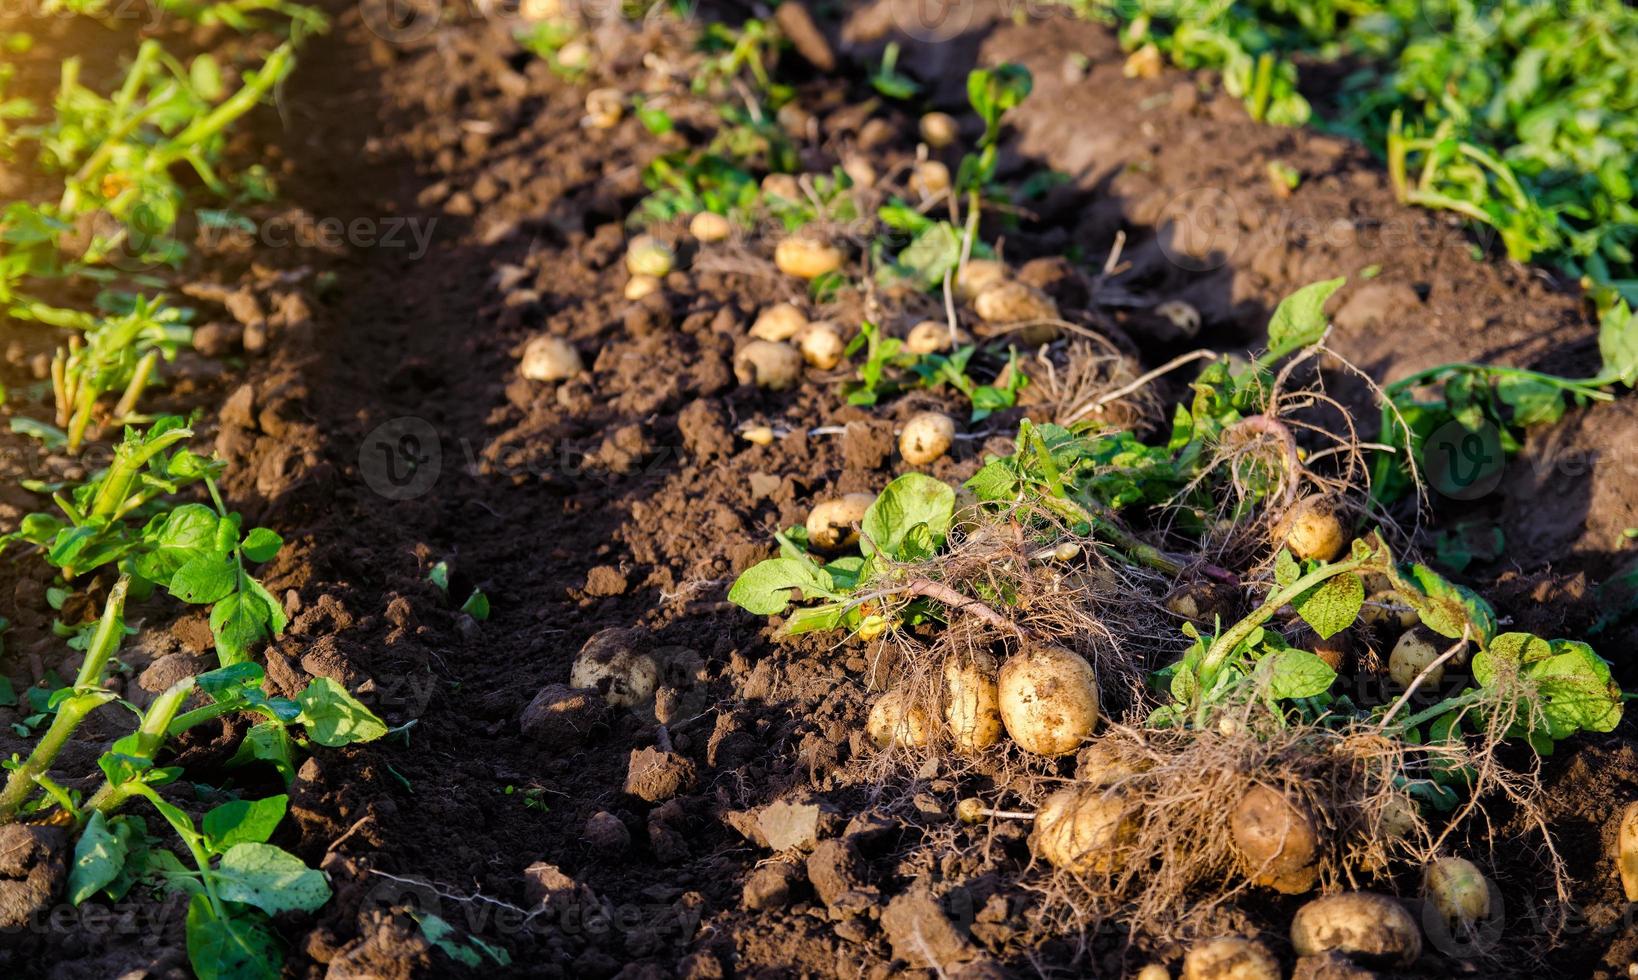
4,0 -> 1638,977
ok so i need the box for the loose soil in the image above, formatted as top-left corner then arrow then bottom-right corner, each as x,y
4,1 -> 1638,978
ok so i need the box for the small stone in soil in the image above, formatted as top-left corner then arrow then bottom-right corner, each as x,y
624,746 -> 697,803
583,811 -> 630,853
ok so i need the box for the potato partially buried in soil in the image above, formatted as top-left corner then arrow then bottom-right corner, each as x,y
734,340 -> 803,389
569,627 -> 660,708
1281,497 -> 1347,562
1181,937 -> 1281,980
1289,891 -> 1421,967
997,645 -> 1100,757
1029,784 -> 1137,874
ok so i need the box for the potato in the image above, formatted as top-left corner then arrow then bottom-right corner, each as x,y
624,274 -> 661,301
583,87 -> 623,129
1289,624 -> 1352,672
520,336 -> 583,382
625,234 -> 674,278
689,211 -> 731,243
741,425 -> 775,446
761,173 -> 802,201
799,322 -> 845,370
1425,856 -> 1491,930
775,237 -> 844,280
944,652 -> 1002,752
956,259 -> 1007,302
1282,497 -> 1346,562
751,303 -> 808,342
1388,628 -> 1443,688
1134,966 -> 1170,980
974,280 -> 1058,323
1360,590 -> 1419,631
1290,892 -> 1421,967
842,155 -> 877,188
919,111 -> 959,148
1155,299 -> 1202,337
556,38 -> 592,71
905,319 -> 955,354
910,160 -> 951,199
1181,938 -> 1280,980
900,412 -> 955,466
998,645 -> 1100,757
734,340 -> 803,390
1621,802 -> 1638,902
1231,784 -> 1320,894
570,628 -> 659,707
1075,740 -> 1150,787
806,494 -> 874,551
1029,784 -> 1135,873
1165,583 -> 1234,625
867,688 -> 933,748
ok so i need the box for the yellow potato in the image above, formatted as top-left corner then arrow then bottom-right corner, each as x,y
867,689 -> 932,748
805,494 -> 874,551
997,645 -> 1099,756
520,336 -> 582,382
943,652 -> 1002,752
899,412 -> 955,466
774,237 -> 844,280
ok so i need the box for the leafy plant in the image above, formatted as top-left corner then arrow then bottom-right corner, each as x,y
729,472 -> 955,635
9,418 -> 288,665
51,295 -> 193,452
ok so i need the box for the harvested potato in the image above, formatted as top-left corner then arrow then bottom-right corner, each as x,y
741,425 -> 775,446
956,259 -> 1007,301
973,281 -> 1059,324
751,303 -> 808,342
1290,892 -> 1421,967
733,340 -> 803,389
1282,497 -> 1347,562
1155,299 -> 1202,337
1387,628 -> 1443,688
944,652 -> 1002,752
799,322 -> 845,369
1231,784 -> 1320,894
1425,856 -> 1492,930
1289,624 -> 1353,672
570,628 -> 660,707
867,688 -> 933,748
1181,938 -> 1280,980
624,274 -> 661,301
905,319 -> 956,354
919,111 -> 959,148
1621,802 -> 1638,901
584,87 -> 623,129
1075,740 -> 1150,787
761,173 -> 801,200
1359,589 -> 1420,632
842,155 -> 877,188
1165,582 -> 1236,625
689,211 -> 731,243
1134,966 -> 1170,980
1029,784 -> 1136,873
806,494 -> 874,551
556,38 -> 592,72
775,237 -> 844,279
900,412 -> 955,466
625,234 -> 674,278
998,645 -> 1100,757
910,160 -> 951,199
520,336 -> 583,382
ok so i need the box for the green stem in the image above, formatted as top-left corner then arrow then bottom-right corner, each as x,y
81,675 -> 195,820
88,427 -> 192,520
1198,553 -> 1376,688
0,579 -> 129,821
1389,687 -> 1488,735
1385,362 -> 1613,402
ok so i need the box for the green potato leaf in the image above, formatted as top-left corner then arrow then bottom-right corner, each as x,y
861,472 -> 954,561
203,795 -> 288,853
1293,571 -> 1364,639
295,677 -> 388,748
186,892 -> 281,980
1264,276 -> 1346,360
728,558 -> 839,615
212,842 -> 331,915
1265,648 -> 1337,700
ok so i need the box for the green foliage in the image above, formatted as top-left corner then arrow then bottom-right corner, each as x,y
729,473 -> 956,635
1058,0 -> 1638,285
839,320 -> 1026,419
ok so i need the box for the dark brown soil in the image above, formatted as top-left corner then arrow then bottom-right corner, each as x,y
5,2 -> 1638,978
